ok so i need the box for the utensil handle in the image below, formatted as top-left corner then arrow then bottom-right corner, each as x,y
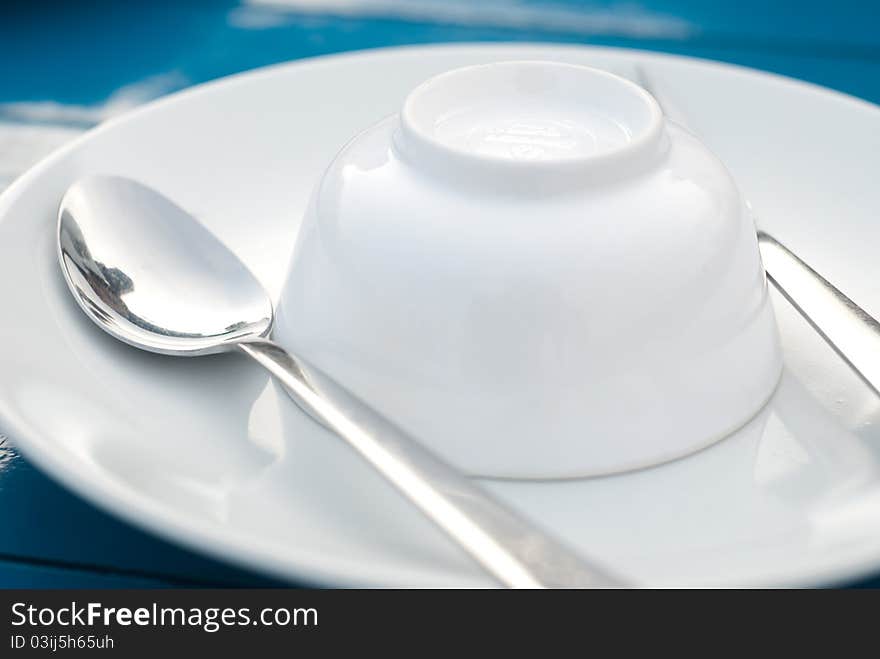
238,340 -> 624,588
758,232 -> 880,396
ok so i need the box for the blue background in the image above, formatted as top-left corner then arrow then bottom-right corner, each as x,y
1,0 -> 879,588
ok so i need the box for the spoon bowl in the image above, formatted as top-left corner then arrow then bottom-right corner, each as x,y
58,176 -> 272,356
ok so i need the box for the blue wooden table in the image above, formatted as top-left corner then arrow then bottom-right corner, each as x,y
2,0 -> 879,588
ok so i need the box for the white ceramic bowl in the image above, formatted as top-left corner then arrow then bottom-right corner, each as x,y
275,60 -> 782,478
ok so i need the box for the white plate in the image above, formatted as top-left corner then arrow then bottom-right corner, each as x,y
2,44 -> 880,587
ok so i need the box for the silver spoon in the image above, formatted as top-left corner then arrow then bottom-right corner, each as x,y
57,175 -> 623,588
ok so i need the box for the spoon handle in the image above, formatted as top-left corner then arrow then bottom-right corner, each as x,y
238,340 -> 624,588
758,232 -> 880,396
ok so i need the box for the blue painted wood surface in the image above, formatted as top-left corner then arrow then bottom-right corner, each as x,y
0,557 -> 176,589
1,1 -> 879,587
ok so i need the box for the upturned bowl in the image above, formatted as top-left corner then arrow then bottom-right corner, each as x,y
275,60 -> 782,478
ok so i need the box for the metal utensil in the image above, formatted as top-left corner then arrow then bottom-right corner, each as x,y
57,175 -> 623,588
757,232 -> 880,396
631,65 -> 880,397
